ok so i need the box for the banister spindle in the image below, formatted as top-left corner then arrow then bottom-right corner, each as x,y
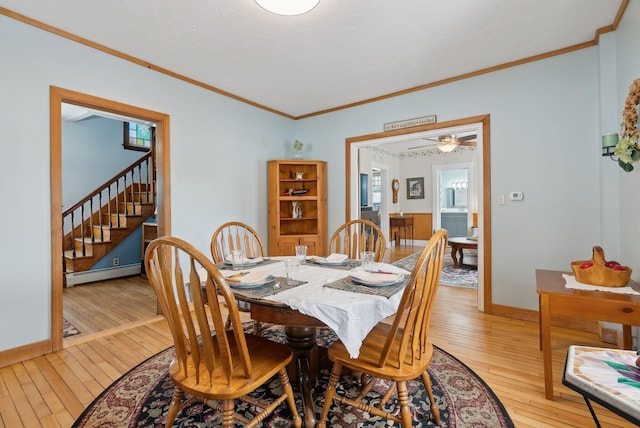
80,205 -> 86,256
89,197 -> 95,243
129,170 -> 136,215
136,165 -> 142,207
70,213 -> 76,258
122,175 -> 129,217
145,157 -> 151,203
115,180 -> 121,227
108,186 -> 113,228
98,191 -> 104,241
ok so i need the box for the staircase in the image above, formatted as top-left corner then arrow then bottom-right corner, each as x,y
63,153 -> 155,276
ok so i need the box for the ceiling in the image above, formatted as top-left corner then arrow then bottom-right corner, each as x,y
1,0 -> 624,119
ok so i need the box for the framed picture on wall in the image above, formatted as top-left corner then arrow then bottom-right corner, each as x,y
406,177 -> 424,199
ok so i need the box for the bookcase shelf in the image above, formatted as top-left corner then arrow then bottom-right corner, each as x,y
267,160 -> 327,256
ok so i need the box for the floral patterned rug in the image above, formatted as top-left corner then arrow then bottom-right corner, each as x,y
63,318 -> 81,338
72,325 -> 513,427
392,250 -> 478,289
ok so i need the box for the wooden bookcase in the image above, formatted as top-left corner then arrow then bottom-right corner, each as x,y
267,160 -> 327,256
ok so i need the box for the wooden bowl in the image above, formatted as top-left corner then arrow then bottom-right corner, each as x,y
571,246 -> 632,287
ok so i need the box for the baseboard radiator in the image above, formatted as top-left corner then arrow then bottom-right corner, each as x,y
65,264 -> 141,287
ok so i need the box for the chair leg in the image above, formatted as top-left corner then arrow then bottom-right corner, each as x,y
396,380 -> 413,428
165,387 -> 184,428
420,371 -> 442,425
278,368 -> 302,428
221,399 -> 235,427
317,362 -> 342,427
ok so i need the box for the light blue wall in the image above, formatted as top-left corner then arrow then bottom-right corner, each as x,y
615,1 -> 640,283
0,14 -> 294,351
62,116 -> 145,207
1,5 -> 638,352
63,116 -> 147,267
296,48 -> 602,309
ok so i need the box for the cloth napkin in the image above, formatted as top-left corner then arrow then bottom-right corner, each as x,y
562,274 -> 640,295
224,254 -> 263,265
226,270 -> 271,285
315,253 -> 348,264
351,271 -> 404,284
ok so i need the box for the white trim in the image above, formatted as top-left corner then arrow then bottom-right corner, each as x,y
65,264 -> 141,286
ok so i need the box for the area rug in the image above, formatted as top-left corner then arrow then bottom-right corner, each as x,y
63,318 -> 81,338
73,325 -> 513,427
393,250 -> 478,289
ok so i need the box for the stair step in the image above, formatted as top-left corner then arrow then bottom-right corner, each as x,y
75,236 -> 112,244
131,192 -> 154,203
64,249 -> 93,259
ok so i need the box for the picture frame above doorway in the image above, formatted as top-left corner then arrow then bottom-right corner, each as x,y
406,177 -> 424,199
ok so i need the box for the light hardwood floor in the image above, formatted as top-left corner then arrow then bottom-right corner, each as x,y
1,246 -> 636,427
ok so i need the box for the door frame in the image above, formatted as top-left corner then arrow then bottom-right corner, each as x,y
50,86 -> 172,351
345,114 -> 492,313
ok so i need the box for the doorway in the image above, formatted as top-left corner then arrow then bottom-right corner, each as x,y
50,86 -> 172,352
432,163 -> 474,238
345,114 -> 491,312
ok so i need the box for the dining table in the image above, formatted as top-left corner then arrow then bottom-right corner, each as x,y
213,256 -> 410,427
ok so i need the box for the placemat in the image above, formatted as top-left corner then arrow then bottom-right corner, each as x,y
215,258 -> 280,270
309,260 -> 360,271
230,277 -> 307,299
324,276 -> 406,298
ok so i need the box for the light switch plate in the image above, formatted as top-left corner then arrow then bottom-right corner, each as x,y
509,191 -> 524,201
497,194 -> 506,205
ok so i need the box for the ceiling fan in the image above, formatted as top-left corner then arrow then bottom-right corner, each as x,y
408,134 -> 477,152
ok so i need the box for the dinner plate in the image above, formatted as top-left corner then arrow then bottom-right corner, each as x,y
228,275 -> 275,289
312,257 -> 349,266
350,274 -> 405,287
224,257 -> 263,266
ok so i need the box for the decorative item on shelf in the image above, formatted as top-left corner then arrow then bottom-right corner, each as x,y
571,246 -> 632,287
293,140 -> 304,160
295,170 -> 304,180
286,187 -> 308,196
291,201 -> 303,218
605,78 -> 640,171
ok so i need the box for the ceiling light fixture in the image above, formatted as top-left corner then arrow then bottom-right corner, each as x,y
437,135 -> 460,153
254,0 -> 320,16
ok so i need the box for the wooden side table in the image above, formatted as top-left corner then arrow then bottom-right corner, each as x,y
536,269 -> 640,400
389,216 -> 414,247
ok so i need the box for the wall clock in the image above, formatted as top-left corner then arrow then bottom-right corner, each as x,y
392,179 -> 399,203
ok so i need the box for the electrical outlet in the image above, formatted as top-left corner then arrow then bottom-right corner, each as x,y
113,258 -> 120,266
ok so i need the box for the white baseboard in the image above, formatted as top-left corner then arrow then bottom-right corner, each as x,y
65,264 -> 141,287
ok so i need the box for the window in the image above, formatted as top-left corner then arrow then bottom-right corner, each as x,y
123,122 -> 153,151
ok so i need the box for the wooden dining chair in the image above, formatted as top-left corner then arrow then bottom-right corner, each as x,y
145,236 -> 301,428
211,221 -> 267,335
317,229 -> 448,428
328,219 -> 386,262
210,221 -> 266,263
